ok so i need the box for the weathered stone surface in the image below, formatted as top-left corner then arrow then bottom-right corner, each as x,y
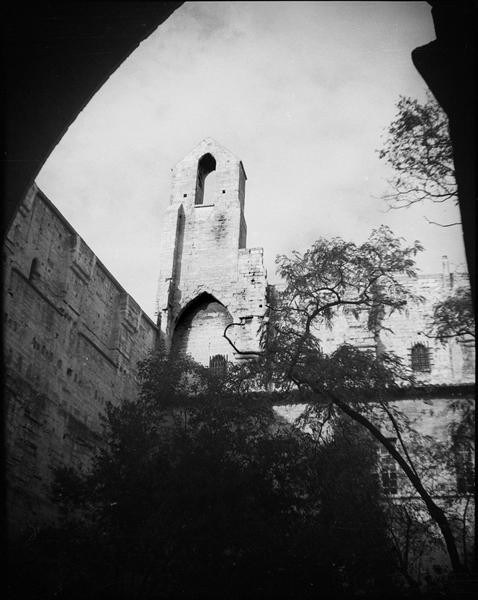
3,185 -> 158,533
156,138 -> 267,362
310,265 -> 474,386
274,394 -> 475,580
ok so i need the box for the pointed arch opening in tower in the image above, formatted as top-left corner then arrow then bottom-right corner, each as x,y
29,257 -> 40,281
171,292 -> 233,365
195,153 -> 216,205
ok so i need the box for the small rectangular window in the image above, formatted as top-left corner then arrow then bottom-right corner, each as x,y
378,439 -> 398,494
455,446 -> 474,494
460,342 -> 475,376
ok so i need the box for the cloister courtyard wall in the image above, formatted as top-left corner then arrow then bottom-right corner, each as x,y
3,141 -> 474,555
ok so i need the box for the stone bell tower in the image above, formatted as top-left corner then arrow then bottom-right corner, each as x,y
156,138 -> 268,365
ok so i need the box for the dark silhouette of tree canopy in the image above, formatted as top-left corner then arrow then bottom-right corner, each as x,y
429,286 -> 474,341
379,93 -> 457,215
7,351 -> 402,600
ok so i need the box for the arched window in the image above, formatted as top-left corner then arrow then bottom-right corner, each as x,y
410,343 -> 431,372
195,153 -> 216,205
209,354 -> 228,377
29,257 -> 40,280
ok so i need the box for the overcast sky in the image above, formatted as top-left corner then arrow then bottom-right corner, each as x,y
37,1 -> 467,320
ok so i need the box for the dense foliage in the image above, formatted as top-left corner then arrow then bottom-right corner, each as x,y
429,286 -> 474,341
230,226 -> 470,575
378,93 -> 457,211
259,225 -> 423,393
8,353 -> 401,599
8,228 -> 473,598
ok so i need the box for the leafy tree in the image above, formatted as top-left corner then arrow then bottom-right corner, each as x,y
428,286 -> 475,341
225,225 -> 470,575
310,416 -> 399,593
380,396 -> 475,587
379,93 -> 457,215
384,499 -> 444,590
8,350 -> 402,600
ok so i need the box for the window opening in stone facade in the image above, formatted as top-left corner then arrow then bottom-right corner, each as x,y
195,153 -> 216,205
460,342 -> 475,376
411,343 -> 431,372
203,171 -> 217,205
209,354 -> 228,377
378,439 -> 398,494
455,445 -> 474,494
29,258 -> 40,280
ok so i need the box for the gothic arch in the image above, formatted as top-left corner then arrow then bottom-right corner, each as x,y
171,292 -> 233,365
195,153 -> 216,205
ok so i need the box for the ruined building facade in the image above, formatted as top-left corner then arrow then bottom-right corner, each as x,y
3,139 -> 474,539
156,138 -> 267,365
318,263 -> 474,388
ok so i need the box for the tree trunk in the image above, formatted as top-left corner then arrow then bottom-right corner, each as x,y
322,388 -> 466,574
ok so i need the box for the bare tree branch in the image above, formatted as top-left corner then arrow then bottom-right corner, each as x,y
424,216 -> 461,228
223,322 -> 263,356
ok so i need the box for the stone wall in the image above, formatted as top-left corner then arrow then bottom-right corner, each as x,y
3,142 -> 474,549
275,394 -> 473,491
315,267 -> 474,386
273,394 -> 475,578
271,261 -> 474,387
3,184 -> 158,533
380,271 -> 474,385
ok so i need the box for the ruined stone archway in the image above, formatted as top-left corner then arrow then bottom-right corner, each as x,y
171,293 -> 233,365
